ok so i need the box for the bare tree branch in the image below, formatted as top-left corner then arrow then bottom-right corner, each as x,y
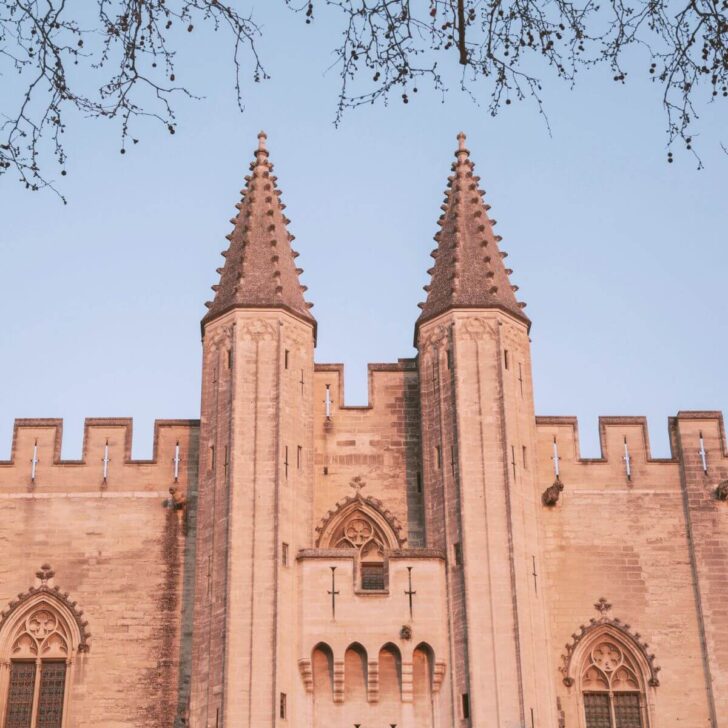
1,0 -> 726,200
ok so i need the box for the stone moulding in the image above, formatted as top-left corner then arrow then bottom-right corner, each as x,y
0,565 -> 91,653
314,492 -> 406,549
559,601 -> 660,689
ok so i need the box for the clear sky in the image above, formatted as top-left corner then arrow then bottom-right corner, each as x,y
1,4 -> 726,460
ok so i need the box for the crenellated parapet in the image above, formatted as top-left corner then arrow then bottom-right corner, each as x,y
0,418 -> 199,491
535,411 -> 727,495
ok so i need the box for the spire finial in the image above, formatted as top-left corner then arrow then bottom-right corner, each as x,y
258,130 -> 267,151
456,132 -> 469,160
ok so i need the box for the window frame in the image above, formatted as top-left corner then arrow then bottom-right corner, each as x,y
572,627 -> 655,728
0,594 -> 84,728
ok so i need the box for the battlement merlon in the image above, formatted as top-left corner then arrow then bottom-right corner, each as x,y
535,412 -> 727,489
0,418 -> 200,491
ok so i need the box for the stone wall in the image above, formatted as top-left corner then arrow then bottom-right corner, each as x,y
0,419 -> 198,728
535,414 -> 727,727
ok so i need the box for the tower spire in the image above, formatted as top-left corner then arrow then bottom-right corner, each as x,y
416,132 -> 529,332
203,131 -> 316,335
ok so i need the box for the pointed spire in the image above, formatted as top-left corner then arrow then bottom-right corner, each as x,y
203,132 -> 316,334
416,132 -> 529,332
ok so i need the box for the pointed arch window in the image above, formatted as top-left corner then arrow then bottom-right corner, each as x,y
0,567 -> 89,728
316,494 -> 404,591
581,639 -> 647,728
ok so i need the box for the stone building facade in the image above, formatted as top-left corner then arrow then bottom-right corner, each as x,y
0,133 -> 726,728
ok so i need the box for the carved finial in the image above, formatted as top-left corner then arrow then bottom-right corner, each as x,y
349,475 -> 366,494
257,130 -> 267,152
594,597 -> 612,615
457,131 -> 467,152
35,564 -> 55,586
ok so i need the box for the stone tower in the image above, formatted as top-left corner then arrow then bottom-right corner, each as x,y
189,132 -> 316,727
415,133 -> 556,727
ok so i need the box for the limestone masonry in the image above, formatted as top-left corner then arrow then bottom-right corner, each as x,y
1,133 -> 726,728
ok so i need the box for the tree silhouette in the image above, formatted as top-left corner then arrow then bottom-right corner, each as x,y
1,0 -> 726,199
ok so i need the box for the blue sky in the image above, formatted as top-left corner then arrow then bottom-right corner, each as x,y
1,4 -> 726,459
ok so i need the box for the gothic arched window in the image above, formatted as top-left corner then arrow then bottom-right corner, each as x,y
0,566 -> 89,728
581,638 -> 647,728
316,494 -> 403,591
561,602 -> 660,728
580,632 -> 648,728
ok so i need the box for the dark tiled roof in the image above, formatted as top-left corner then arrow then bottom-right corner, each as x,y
202,132 -> 315,331
416,133 -> 529,329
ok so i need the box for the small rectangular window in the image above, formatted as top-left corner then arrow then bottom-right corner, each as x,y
361,564 -> 385,590
446,349 -> 453,369
461,693 -> 471,720
282,543 -> 289,567
297,445 -> 302,469
284,349 -> 289,369
522,445 -> 528,469
416,472 -> 422,494
613,693 -> 642,728
209,444 -> 215,471
37,661 -> 67,721
504,349 -> 510,370
323,466 -> 329,475
454,542 -> 463,566
583,693 -> 611,728
227,349 -> 233,369
6,661 -> 36,725
436,445 -> 442,469
280,692 -> 287,719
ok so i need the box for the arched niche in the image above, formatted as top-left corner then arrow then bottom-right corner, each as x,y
0,566 -> 90,728
562,615 -> 660,728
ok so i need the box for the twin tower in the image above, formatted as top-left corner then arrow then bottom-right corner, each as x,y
190,132 -> 555,727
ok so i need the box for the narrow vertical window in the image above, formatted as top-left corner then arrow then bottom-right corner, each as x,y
436,445 -> 442,469
223,445 -> 229,479
446,349 -> 453,369
227,349 -> 233,369
282,543 -> 289,567
5,661 -> 35,726
454,542 -> 463,566
325,384 -> 332,418
416,472 -> 422,494
279,692 -> 287,719
36,660 -> 67,725
518,362 -> 524,397
461,693 -> 471,720
522,445 -> 528,469
209,444 -> 215,471
297,445 -> 302,469
30,439 -> 38,483
284,349 -> 289,369
504,349 -> 510,370
173,440 -> 181,482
